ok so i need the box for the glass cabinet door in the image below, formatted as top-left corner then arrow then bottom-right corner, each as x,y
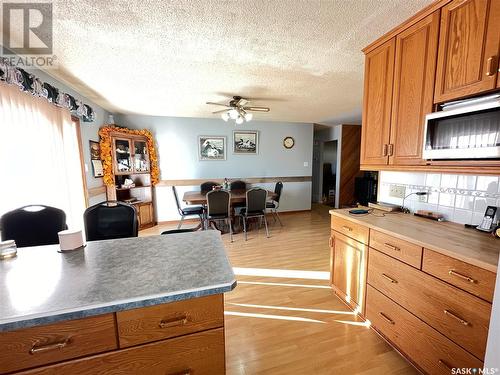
114,138 -> 132,173
133,140 -> 150,172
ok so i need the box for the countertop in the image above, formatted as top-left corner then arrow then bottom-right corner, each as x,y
0,231 -> 236,332
330,208 -> 499,273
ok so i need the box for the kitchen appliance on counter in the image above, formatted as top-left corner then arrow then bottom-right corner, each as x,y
423,94 -> 500,160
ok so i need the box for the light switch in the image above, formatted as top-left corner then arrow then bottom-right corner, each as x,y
303,162 -> 309,167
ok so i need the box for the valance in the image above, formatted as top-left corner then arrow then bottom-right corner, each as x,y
0,60 -> 95,122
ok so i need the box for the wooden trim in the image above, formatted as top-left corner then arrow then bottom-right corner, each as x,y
361,163 -> 500,175
362,0 -> 452,54
88,185 -> 107,198
156,176 -> 312,187
73,116 -> 89,207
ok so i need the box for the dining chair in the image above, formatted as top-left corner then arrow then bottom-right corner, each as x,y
230,180 -> 246,191
200,181 -> 218,193
237,188 -> 269,241
84,201 -> 138,241
266,181 -> 283,226
172,186 -> 204,229
206,189 -> 233,242
0,205 -> 67,247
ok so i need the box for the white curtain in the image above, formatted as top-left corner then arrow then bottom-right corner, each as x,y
0,83 -> 86,230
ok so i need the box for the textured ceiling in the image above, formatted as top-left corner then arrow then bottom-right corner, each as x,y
39,0 -> 433,123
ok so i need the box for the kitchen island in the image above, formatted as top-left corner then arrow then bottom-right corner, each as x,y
0,231 -> 236,374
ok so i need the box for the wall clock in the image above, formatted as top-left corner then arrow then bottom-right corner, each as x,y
283,136 -> 295,149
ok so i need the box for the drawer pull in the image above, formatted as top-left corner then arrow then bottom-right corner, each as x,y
443,309 -> 469,326
342,225 -> 352,232
383,243 -> 400,252
438,359 -> 453,371
168,370 -> 191,375
29,337 -> 71,354
448,270 -> 476,284
379,312 -> 395,325
159,314 -> 188,329
381,273 -> 398,283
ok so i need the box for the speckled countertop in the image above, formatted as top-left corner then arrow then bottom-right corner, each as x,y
0,231 -> 236,332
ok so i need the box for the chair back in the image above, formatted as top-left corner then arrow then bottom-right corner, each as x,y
200,181 -> 218,193
246,188 -> 267,213
0,205 -> 67,247
172,186 -> 183,215
84,201 -> 138,241
274,181 -> 283,202
206,190 -> 230,217
230,180 -> 246,191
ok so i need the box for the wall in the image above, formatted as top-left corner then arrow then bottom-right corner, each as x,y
116,114 -> 314,222
378,171 -> 500,225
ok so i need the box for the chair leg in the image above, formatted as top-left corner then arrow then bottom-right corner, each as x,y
275,209 -> 283,227
228,218 -> 233,242
243,216 -> 247,241
177,215 -> 185,229
263,214 -> 270,238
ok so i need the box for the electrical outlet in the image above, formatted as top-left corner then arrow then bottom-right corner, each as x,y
389,185 -> 406,198
418,193 -> 428,202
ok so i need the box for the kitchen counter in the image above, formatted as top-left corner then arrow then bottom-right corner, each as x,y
330,208 -> 499,272
0,231 -> 236,332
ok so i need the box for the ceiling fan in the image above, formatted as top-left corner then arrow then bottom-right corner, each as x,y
206,96 -> 270,124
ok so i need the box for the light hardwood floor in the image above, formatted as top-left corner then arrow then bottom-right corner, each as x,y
141,205 -> 419,375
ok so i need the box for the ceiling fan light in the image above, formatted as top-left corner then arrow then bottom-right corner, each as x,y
228,109 -> 239,119
221,112 -> 229,121
244,112 -> 253,122
235,116 -> 244,125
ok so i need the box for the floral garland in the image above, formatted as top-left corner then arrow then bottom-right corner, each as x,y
98,125 -> 160,186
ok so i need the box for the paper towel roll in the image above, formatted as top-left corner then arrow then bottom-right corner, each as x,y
58,229 -> 85,251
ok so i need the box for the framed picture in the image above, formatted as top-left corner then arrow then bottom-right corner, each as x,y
89,140 -> 101,160
198,136 -> 226,160
233,131 -> 258,154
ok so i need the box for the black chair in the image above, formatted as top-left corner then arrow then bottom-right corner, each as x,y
237,188 -> 270,241
0,205 -> 67,247
172,186 -> 204,229
200,181 -> 218,193
84,201 -> 138,241
206,190 -> 233,242
161,228 -> 197,235
230,180 -> 246,191
266,181 -> 283,226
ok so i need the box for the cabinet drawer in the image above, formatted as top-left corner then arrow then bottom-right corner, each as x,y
0,314 -> 117,374
18,328 -> 225,375
422,249 -> 496,303
331,215 -> 369,244
368,249 -> 491,359
369,229 -> 422,268
366,285 -> 483,374
116,294 -> 224,348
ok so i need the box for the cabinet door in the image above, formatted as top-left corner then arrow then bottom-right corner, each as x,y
361,39 -> 395,166
434,0 -> 500,103
138,203 -> 153,227
133,139 -> 150,173
389,11 -> 440,165
113,137 -> 133,174
331,232 -> 367,310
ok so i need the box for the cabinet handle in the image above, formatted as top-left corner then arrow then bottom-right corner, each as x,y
159,314 -> 188,329
342,225 -> 352,232
388,144 -> 394,156
381,273 -> 398,283
379,312 -> 395,325
438,359 -> 453,371
448,270 -> 476,283
167,370 -> 191,375
486,56 -> 497,76
382,144 -> 388,156
443,309 -> 469,326
329,237 -> 333,247
384,243 -> 400,252
29,337 -> 71,354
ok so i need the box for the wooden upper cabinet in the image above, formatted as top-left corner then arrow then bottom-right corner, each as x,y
434,0 -> 500,103
361,39 -> 395,166
389,11 -> 440,165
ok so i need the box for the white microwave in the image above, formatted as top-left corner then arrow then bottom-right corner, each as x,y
423,95 -> 500,160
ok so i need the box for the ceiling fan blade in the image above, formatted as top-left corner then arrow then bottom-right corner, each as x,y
243,106 -> 270,112
206,102 -> 230,107
212,109 -> 228,114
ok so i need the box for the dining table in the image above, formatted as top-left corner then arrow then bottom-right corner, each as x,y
182,189 -> 277,206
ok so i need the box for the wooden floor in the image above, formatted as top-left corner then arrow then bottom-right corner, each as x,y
141,205 -> 419,374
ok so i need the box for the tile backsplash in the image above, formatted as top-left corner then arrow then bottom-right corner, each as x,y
378,171 -> 500,225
